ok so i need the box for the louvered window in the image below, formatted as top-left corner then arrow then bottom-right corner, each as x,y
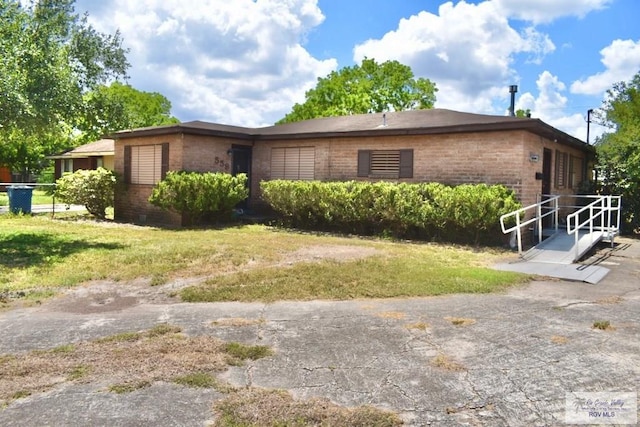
271,147 -> 315,180
555,150 -> 568,189
125,143 -> 169,185
357,149 -> 413,179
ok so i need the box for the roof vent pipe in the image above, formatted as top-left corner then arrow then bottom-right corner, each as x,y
508,85 -> 518,116
382,113 -> 387,126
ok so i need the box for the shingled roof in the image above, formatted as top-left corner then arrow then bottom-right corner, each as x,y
48,139 -> 115,159
112,109 -> 592,152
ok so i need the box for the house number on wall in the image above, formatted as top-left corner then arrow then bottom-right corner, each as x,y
214,156 -> 230,171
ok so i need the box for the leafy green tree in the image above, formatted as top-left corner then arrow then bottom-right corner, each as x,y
278,58 -> 437,124
77,82 -> 180,143
0,0 -> 129,179
595,71 -> 640,233
55,168 -> 116,219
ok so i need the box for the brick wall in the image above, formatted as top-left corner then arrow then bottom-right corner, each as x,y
116,128 -> 590,227
253,130 -> 589,211
114,133 -> 252,226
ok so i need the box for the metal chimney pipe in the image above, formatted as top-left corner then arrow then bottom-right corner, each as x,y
508,85 -> 518,116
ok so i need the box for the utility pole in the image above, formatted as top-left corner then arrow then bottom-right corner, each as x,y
587,109 -> 593,144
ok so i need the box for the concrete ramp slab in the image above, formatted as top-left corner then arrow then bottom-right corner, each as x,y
494,261 -> 610,284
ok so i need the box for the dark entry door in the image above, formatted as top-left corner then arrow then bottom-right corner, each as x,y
231,145 -> 252,208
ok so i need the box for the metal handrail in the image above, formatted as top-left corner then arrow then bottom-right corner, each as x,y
566,195 -> 621,261
500,195 -> 560,256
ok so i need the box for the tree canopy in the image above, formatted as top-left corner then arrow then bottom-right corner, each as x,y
77,82 -> 180,143
278,58 -> 437,124
0,0 -> 129,179
595,71 -> 640,233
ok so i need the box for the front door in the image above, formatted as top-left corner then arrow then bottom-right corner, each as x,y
231,145 -> 252,208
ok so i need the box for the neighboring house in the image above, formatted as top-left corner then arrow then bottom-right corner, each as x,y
48,139 -> 115,179
112,109 -> 595,227
0,166 -> 11,190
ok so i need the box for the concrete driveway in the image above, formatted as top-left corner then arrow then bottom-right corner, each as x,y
0,238 -> 638,426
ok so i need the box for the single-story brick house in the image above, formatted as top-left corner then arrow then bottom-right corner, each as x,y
112,109 -> 595,226
48,139 -> 115,179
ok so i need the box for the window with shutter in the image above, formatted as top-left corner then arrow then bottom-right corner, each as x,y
128,144 -> 167,185
555,150 -> 568,189
357,149 -> 413,179
270,147 -> 315,180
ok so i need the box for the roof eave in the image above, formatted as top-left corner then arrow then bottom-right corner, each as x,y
112,124 -> 255,141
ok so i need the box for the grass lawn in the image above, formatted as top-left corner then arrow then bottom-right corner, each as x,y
0,214 -> 527,302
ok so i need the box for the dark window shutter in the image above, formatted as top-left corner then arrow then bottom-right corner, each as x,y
161,143 -> 170,179
124,145 -> 132,184
399,149 -> 413,178
357,150 -> 371,177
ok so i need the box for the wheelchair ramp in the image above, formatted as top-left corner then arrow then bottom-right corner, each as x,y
494,260 -> 609,284
496,230 -> 609,284
523,230 -> 606,264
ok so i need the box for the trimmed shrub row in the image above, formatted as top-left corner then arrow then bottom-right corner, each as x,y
149,171 -> 248,225
260,180 -> 521,244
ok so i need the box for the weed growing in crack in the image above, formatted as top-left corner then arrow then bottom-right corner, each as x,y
592,320 -> 613,330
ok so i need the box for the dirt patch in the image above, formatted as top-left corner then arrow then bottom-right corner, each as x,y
280,244 -> 381,265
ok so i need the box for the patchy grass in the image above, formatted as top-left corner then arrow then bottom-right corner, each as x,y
212,388 -> 403,427
431,353 -> 466,372
551,335 -> 569,344
0,216 -> 526,302
405,321 -> 429,331
172,372 -> 237,393
376,311 -> 407,320
0,324 -> 262,406
211,317 -> 266,327
595,296 -> 624,305
223,342 -> 273,364
108,382 -> 151,394
592,320 -> 613,330
444,317 -> 476,326
181,253 -> 525,303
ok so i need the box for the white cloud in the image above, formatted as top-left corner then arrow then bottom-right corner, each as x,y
75,0 -> 337,126
493,0 -> 612,24
352,1 -> 554,114
570,39 -> 640,96
517,71 -> 601,141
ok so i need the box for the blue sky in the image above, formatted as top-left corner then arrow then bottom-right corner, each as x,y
74,0 -> 640,141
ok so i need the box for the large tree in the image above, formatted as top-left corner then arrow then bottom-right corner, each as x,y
595,71 -> 640,233
278,58 -> 437,124
77,82 -> 180,143
0,0 -> 129,179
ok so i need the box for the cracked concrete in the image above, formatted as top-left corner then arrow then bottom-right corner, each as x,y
0,238 -> 639,426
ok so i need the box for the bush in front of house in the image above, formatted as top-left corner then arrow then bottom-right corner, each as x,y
149,171 -> 249,225
260,180 -> 521,244
55,167 -> 116,219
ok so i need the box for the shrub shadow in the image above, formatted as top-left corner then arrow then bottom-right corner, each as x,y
0,233 -> 124,268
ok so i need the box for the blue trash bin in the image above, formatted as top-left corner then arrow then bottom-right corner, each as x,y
7,185 -> 34,214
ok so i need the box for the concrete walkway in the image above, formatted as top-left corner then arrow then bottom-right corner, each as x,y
0,238 -> 638,426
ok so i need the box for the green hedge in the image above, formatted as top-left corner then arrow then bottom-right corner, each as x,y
260,180 -> 520,244
149,171 -> 248,225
